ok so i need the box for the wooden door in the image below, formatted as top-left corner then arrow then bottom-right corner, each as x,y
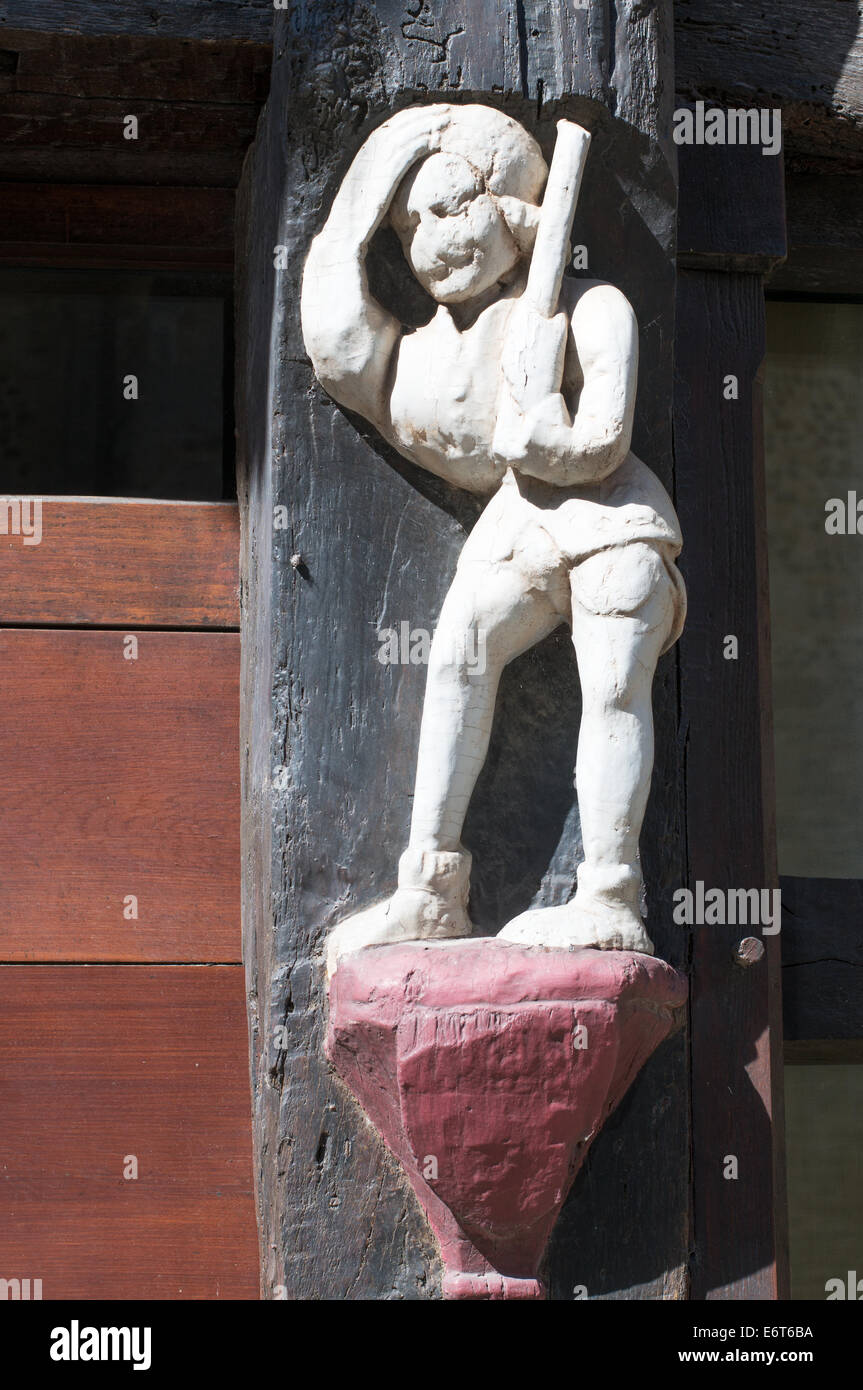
0,498 -> 259,1299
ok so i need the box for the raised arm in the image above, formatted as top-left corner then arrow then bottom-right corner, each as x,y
493,280 -> 639,487
300,107 -> 449,426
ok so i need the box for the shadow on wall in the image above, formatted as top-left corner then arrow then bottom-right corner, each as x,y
546,1022 -> 777,1299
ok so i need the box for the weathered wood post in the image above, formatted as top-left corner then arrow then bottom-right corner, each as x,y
237,0 -> 689,1299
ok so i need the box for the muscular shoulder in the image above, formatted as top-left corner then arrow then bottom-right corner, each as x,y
560,275 -> 632,316
560,277 -> 637,360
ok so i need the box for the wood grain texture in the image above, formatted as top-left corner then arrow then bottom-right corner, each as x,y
781,876 -> 863,1040
0,90 -> 258,154
768,173 -> 863,294
0,630 -> 241,962
677,139 -> 787,273
0,500 -> 239,628
0,27 -> 271,103
0,965 -> 258,1299
0,1 -> 274,43
786,1039 -> 863,1064
674,269 -> 788,1300
0,184 -> 236,270
0,93 -> 258,182
674,0 -> 863,170
238,0 -> 689,1301
0,28 -> 270,188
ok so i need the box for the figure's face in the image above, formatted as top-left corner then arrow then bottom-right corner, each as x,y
391,152 -> 521,304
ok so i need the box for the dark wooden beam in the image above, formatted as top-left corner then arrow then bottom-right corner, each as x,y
0,27 -> 271,101
0,1 -> 273,44
786,1039 -> 863,1064
674,258 -> 789,1298
0,93 -> 258,185
238,0 -> 689,1301
677,137 -> 787,274
674,0 -> 863,170
675,145 -> 788,1297
0,184 -> 235,267
0,29 -> 270,186
768,173 -> 863,294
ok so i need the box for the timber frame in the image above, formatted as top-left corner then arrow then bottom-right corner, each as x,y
4,0 -> 863,1301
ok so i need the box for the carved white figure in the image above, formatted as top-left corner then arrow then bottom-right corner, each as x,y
301,104 -> 685,970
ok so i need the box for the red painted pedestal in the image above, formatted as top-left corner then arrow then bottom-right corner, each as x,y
327,938 -> 687,1299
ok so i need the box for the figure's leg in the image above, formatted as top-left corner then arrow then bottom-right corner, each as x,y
409,559 -> 564,852
327,492 -> 570,974
500,543 -> 681,952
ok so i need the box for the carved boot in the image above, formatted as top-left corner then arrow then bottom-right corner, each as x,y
498,862 -> 654,954
326,847 -> 473,977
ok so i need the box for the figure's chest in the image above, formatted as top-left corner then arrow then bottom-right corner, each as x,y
390,302 -> 513,461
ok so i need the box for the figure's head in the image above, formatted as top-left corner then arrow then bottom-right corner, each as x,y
389,105 -> 547,304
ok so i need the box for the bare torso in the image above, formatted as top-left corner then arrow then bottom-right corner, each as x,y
388,278 -> 584,494
385,278 -> 682,569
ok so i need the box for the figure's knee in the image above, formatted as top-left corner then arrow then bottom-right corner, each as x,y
579,656 -> 654,719
571,544 -> 676,713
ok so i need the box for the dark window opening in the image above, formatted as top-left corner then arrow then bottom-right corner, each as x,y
0,268 -> 235,501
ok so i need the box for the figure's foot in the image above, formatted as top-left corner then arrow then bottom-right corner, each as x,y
498,900 -> 653,953
326,848 -> 473,977
497,863 -> 654,955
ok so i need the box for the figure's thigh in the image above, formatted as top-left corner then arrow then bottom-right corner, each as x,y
437,494 -> 570,668
570,543 -> 678,704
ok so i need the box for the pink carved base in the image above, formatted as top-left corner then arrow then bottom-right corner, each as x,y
326,938 -> 687,1299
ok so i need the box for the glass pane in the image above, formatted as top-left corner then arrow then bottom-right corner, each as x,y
784,1061 -> 863,1298
764,301 -> 863,878
0,268 -> 231,500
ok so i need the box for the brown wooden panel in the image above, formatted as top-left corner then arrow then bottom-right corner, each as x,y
0,630 -> 240,962
0,965 -> 259,1299
0,499 -> 239,628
